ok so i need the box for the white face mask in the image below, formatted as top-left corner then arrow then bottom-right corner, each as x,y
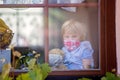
49,54 -> 63,67
64,39 -> 80,51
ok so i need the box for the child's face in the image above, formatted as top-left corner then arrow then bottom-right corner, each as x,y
63,32 -> 80,51
63,33 -> 80,41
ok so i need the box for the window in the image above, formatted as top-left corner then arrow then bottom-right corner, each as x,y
0,0 -> 116,76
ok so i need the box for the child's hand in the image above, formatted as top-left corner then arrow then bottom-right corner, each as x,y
82,59 -> 91,69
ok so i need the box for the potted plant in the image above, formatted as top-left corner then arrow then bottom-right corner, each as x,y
0,63 -> 12,80
0,60 -> 51,80
78,72 -> 120,80
16,59 -> 51,80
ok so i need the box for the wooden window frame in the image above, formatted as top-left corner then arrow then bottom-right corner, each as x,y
0,0 -> 116,76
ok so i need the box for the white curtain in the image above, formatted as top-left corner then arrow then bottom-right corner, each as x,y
3,0 -> 43,4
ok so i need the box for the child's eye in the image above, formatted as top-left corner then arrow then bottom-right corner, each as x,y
72,35 -> 77,38
64,36 -> 69,38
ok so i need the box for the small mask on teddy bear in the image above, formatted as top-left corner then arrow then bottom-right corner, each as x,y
49,48 -> 67,70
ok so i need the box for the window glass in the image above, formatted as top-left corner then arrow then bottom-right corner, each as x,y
48,7 -> 99,71
48,0 -> 97,4
0,8 -> 45,69
49,0 -> 85,4
0,0 -> 44,4
0,0 -> 101,73
0,8 -> 44,47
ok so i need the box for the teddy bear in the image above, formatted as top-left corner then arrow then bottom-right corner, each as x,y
48,48 -> 67,70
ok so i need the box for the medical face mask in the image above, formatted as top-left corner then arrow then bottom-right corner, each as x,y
64,39 -> 80,51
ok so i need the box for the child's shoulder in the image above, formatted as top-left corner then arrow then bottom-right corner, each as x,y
81,41 -> 92,48
81,41 -> 91,44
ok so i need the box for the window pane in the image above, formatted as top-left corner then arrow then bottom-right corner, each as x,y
49,0 -> 98,4
49,0 -> 85,4
0,8 -> 45,69
48,7 -> 99,71
0,8 -> 44,47
0,0 -> 44,4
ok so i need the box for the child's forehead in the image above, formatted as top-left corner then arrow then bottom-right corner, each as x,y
64,28 -> 80,34
64,32 -> 80,36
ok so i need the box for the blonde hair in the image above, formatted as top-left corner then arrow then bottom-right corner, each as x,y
61,19 -> 86,41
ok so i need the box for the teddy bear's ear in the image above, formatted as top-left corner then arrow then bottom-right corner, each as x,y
49,48 -> 64,56
59,49 -> 64,56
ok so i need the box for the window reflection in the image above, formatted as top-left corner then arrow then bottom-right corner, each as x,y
0,8 -> 44,47
0,0 -> 44,4
49,0 -> 98,4
0,8 -> 45,67
49,7 -> 99,70
49,0 -> 85,4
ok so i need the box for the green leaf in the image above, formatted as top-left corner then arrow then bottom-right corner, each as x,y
115,76 -> 120,80
101,72 -> 120,80
29,65 -> 43,80
15,62 -> 51,80
1,63 -> 12,80
16,73 -> 32,80
1,76 -> 13,80
106,72 -> 116,80
40,63 -> 51,80
101,77 -> 107,80
28,58 -> 36,69
78,77 -> 91,80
